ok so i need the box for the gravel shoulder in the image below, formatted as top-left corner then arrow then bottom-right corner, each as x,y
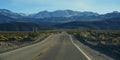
72,35 -> 114,60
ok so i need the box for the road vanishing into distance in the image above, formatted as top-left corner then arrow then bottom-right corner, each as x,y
0,32 -> 89,60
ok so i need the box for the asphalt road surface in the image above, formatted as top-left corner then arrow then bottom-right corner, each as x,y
0,32 -> 89,60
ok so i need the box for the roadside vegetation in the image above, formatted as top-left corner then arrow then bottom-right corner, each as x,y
0,31 -> 60,53
68,30 -> 120,60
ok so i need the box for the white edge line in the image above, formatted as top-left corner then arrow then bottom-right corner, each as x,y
69,35 -> 91,60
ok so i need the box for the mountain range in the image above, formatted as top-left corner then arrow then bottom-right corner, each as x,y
29,10 -> 99,18
0,9 -> 120,23
0,9 -> 120,31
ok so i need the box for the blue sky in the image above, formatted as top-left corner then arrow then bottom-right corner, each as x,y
0,0 -> 120,14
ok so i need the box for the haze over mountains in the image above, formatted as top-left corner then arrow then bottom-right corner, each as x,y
0,9 -> 120,31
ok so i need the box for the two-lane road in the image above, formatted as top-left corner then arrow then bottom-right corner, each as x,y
38,32 -> 89,60
0,32 -> 89,60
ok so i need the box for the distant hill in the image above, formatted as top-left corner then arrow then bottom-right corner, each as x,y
55,18 -> 120,30
0,22 -> 51,31
0,18 -> 120,31
0,14 -> 16,23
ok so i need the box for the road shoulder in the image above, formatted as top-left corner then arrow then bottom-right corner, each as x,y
71,35 -> 114,60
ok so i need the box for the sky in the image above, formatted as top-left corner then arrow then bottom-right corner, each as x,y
0,0 -> 120,14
